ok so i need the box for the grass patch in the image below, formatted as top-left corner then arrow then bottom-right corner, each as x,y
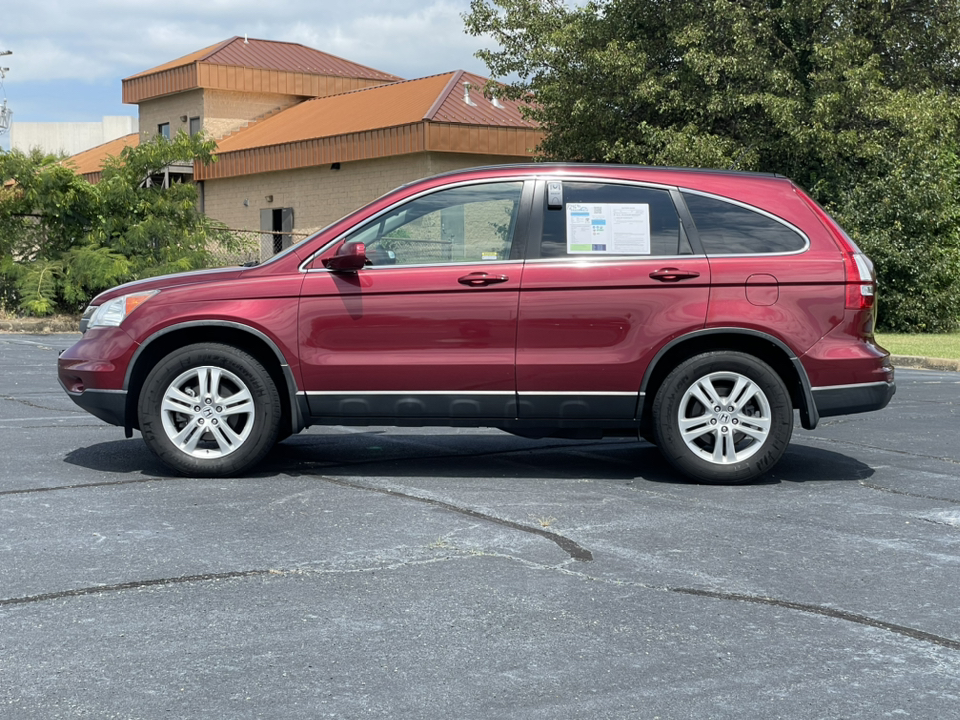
875,332 -> 960,360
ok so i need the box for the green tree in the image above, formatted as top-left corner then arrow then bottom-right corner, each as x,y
0,132 -> 232,316
465,0 -> 960,331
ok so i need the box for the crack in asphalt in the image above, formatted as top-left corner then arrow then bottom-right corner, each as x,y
859,481 -> 960,505
0,477 -> 170,496
668,587 -> 960,651
0,570 -> 273,607
4,554 -> 959,653
0,394 -> 83,414
805,435 -> 960,466
311,473 -> 594,562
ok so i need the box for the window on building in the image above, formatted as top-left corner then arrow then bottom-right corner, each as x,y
189,117 -> 201,136
158,122 -> 170,139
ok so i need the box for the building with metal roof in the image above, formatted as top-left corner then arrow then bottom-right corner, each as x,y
63,133 -> 140,183
69,36 -> 544,260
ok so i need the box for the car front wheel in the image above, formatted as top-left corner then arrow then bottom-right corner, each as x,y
652,352 -> 793,484
138,343 -> 281,477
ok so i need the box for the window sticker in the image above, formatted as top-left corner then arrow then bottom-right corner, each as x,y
481,251 -> 499,261
566,203 -> 651,255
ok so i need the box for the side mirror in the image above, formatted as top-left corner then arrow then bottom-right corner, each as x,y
324,242 -> 367,272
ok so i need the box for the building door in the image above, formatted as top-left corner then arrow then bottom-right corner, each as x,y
260,207 -> 294,256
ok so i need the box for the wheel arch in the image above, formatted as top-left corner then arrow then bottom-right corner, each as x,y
640,328 -> 819,432
123,321 -> 304,438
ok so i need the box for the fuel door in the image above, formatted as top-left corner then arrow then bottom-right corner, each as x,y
745,273 -> 779,306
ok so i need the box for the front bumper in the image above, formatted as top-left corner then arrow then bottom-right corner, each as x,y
60,382 -> 127,427
57,325 -> 138,428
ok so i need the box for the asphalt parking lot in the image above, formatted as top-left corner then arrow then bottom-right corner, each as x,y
2,332 -> 959,719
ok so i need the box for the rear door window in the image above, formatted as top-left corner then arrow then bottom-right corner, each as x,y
538,182 -> 692,258
682,192 -> 807,255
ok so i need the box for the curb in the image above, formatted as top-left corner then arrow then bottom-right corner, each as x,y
0,317 -> 80,334
890,354 -> 960,373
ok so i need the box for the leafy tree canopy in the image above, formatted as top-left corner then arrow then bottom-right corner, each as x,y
466,0 -> 960,331
0,132 -> 232,316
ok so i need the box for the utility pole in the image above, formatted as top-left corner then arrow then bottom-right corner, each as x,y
0,50 -> 12,135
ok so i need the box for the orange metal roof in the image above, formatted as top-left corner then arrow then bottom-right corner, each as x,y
215,71 -> 538,154
426,71 -> 537,127
63,133 -> 140,178
124,39 -> 232,80
125,36 -> 401,83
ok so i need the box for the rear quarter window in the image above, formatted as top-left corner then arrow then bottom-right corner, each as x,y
682,191 -> 807,255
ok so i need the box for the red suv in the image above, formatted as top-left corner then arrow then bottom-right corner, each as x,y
58,164 -> 895,483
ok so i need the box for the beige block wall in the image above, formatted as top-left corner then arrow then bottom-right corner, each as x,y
137,90 -> 204,142
203,89 -> 303,140
137,88 -> 302,143
202,152 -> 532,239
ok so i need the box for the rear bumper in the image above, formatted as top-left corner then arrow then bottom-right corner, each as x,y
812,380 -> 896,418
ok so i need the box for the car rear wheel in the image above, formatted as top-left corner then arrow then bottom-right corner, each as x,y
138,343 -> 281,477
652,352 -> 793,484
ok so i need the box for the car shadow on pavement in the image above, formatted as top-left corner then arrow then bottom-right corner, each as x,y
63,432 -> 874,486
761,443 -> 875,484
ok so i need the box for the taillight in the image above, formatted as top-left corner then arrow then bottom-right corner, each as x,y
844,251 -> 875,310
793,187 -> 878,312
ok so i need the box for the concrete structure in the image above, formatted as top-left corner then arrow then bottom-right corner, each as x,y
11,116 -> 138,156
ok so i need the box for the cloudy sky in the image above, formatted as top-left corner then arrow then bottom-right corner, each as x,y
0,0 -> 499,150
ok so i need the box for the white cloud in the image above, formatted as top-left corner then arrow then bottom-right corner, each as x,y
0,0 -> 491,84
294,1 -> 489,78
0,0 -> 505,149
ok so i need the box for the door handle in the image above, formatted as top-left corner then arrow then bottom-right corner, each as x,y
649,267 -> 701,282
458,272 -> 509,286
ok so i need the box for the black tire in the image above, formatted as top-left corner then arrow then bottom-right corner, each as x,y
137,343 -> 281,477
652,352 -> 793,484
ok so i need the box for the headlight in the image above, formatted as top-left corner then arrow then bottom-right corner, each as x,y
86,290 -> 159,329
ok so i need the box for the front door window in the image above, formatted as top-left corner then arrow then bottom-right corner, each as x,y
342,182 -> 523,266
